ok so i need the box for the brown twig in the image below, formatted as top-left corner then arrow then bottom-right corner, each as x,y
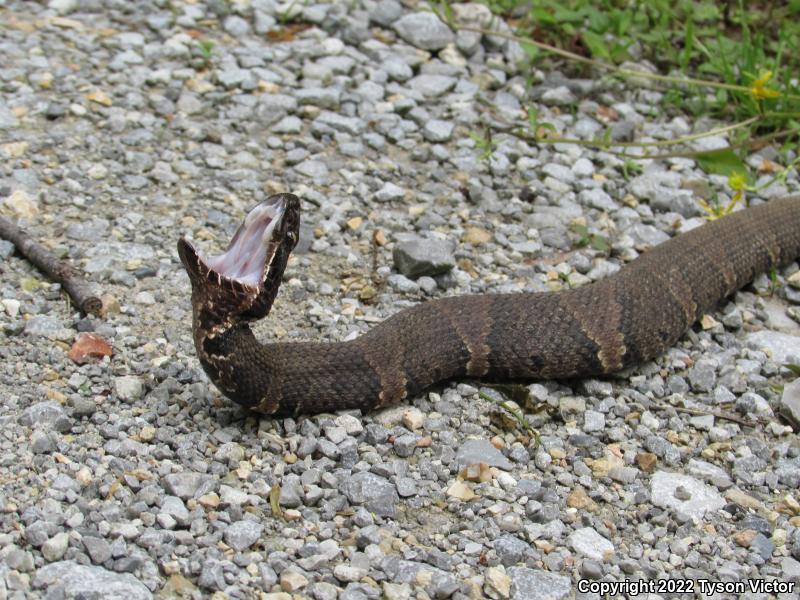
0,215 -> 102,315
650,402 -> 757,427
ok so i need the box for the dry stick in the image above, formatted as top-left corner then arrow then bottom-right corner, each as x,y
650,402 -> 757,427
0,215 -> 102,316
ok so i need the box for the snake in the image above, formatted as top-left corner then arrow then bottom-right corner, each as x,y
178,193 -> 800,416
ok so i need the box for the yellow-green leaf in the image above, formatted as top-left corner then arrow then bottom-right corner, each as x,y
269,483 -> 283,519
21,277 -> 42,292
694,148 -> 749,180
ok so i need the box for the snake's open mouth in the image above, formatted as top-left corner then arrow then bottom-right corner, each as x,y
203,197 -> 286,287
179,193 -> 300,322
179,195 -> 291,290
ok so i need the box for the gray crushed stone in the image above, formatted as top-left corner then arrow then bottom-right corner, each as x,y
1,0 -> 799,598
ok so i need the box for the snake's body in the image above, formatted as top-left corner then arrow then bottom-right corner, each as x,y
179,195 -> 800,416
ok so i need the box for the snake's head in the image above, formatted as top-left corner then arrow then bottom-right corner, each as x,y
178,193 -> 300,327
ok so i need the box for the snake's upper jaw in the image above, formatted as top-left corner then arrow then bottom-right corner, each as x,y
178,193 -> 301,321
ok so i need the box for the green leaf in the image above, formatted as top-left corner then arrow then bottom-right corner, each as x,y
552,7 -> 585,24
527,106 -> 539,129
536,121 -> 557,134
581,30 -> 611,61
694,148 -> 749,179
431,0 -> 454,28
520,41 -> 540,61
786,364 -> 800,376
590,234 -> 611,253
530,8 -> 556,26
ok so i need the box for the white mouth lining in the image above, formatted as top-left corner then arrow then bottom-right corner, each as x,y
204,202 -> 285,286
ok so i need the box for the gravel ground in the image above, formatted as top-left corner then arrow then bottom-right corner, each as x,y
2,1 -> 800,599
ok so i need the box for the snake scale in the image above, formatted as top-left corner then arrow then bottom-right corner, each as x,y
178,194 -> 800,416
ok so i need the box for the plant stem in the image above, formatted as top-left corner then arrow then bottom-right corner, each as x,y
460,25 -> 800,100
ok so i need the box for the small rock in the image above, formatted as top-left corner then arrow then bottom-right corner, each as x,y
494,535 -> 528,566
508,567 -> 571,600
160,496 -> 190,527
314,112 -> 363,136
383,581 -> 413,600
24,315 -> 71,340
223,15 -> 251,36
446,480 -> 476,501
333,564 -> 367,583
650,471 -> 725,519
541,86 -> 575,106
31,430 -> 56,454
583,410 -> 605,432
688,361 -> 717,392
402,408 -> 425,431
406,74 -> 457,98
422,119 -> 454,143
375,182 -> 406,202
724,488 -> 765,512
33,561 -> 151,600
395,477 -> 417,497
71,396 -> 97,418
296,88 -> 341,109
629,172 -> 700,217
114,376 -> 144,402
456,438 -> 513,470
5,190 -> 39,218
280,570 -> 308,592
393,238 -> 455,278
0,297 -> 19,319
0,105 -> 20,129
334,414 -> 364,435
750,533 -> 775,560
687,458 -> 732,489
485,566 -> 511,598
339,472 -> 398,517
636,452 -> 657,472
568,527 -> 614,561
392,12 -> 454,51
162,472 -> 214,500
83,536 -> 112,565
393,433 -> 417,457
580,188 -> 616,212
21,401 -> 71,432
49,0 -> 78,15
135,291 -> 155,305
463,227 -> 492,245
370,0 -> 403,27
779,378 -> 800,429
272,116 -> 303,134
41,533 -> 70,562
224,520 -> 263,551
294,159 -> 329,180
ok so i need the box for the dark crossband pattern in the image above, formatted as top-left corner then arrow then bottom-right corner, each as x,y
180,195 -> 800,416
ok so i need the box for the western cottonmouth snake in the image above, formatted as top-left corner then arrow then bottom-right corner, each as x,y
178,194 -> 800,416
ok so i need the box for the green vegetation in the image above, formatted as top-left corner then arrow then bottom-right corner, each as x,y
569,223 -> 610,252
194,39 -> 215,70
435,0 -> 800,213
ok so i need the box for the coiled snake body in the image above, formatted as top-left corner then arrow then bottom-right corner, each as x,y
178,194 -> 800,416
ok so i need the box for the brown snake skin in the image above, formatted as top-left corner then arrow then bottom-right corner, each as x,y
179,194 -> 800,416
